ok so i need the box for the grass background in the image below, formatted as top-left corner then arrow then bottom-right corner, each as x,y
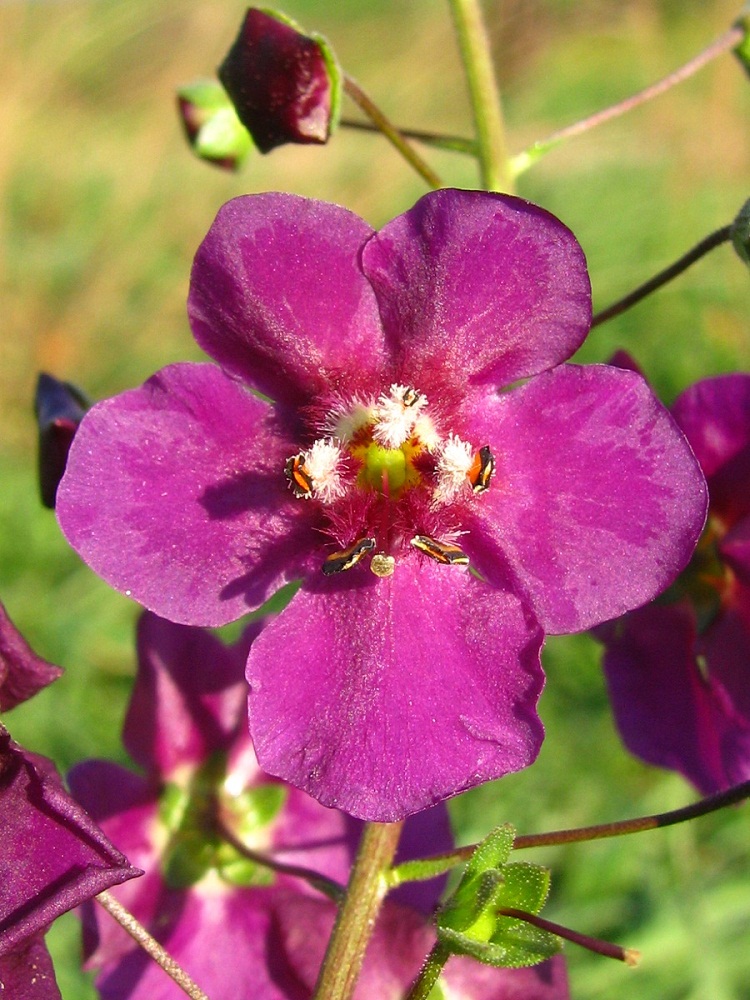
1,0 -> 750,996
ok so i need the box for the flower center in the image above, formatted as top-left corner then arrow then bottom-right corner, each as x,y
284,384 -> 493,577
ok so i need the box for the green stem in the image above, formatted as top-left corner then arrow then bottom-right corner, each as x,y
512,22 -> 745,176
342,75 -> 442,188
96,891 -> 208,1000
404,941 -> 452,1000
312,820 -> 404,1000
447,0 -> 513,192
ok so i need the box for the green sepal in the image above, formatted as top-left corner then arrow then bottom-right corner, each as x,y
229,783 -> 288,840
194,108 -> 253,167
162,831 -> 215,889
436,825 -> 560,969
730,198 -> 750,268
733,11 -> 750,79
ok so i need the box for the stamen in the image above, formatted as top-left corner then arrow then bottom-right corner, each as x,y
322,537 -> 376,575
303,438 -> 346,503
468,445 -> 494,494
433,434 -> 474,503
410,534 -> 469,566
284,453 -> 313,499
373,384 -> 428,449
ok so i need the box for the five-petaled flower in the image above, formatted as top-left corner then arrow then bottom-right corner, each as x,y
598,373 -> 750,794
57,188 -> 707,821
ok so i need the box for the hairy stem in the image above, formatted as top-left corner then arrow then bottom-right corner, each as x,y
96,891 -> 208,1000
312,820 -> 404,1000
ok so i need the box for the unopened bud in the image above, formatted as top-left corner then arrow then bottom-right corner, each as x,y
218,8 -> 341,154
34,373 -> 90,509
177,80 -> 253,170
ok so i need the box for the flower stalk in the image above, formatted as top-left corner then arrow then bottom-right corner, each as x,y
404,941 -> 452,1000
342,75 -> 442,188
95,891 -> 209,1000
312,820 -> 404,1000
447,0 -> 513,192
512,22 -> 745,176
591,225 -> 732,327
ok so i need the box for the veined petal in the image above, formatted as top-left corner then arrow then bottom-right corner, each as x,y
246,562 -> 545,822
465,365 -> 708,633
188,193 -> 386,406
600,604 -> 750,794
57,363 -> 316,627
361,188 -> 591,391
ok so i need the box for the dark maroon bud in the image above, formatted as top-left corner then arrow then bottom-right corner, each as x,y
218,8 -> 340,154
34,372 -> 90,509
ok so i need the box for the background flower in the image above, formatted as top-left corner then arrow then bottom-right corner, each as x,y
599,373 -> 750,793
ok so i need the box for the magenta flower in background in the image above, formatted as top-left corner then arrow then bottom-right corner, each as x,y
69,610 -> 455,998
599,373 -> 750,793
57,188 -> 707,820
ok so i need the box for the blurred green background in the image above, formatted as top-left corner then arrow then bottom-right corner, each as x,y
2,0 -> 749,997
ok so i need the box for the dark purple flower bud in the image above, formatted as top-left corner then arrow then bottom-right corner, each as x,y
34,373 -> 90,509
0,724 -> 141,963
0,599 -> 62,711
176,80 -> 253,171
218,8 -> 340,153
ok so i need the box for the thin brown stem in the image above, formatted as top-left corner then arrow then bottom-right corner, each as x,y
342,75 -> 442,188
339,116 -> 476,155
531,24 -> 744,154
217,817 -> 345,901
96,891 -> 208,1000
498,908 -> 640,966
591,225 -> 731,327
417,779 -> 750,870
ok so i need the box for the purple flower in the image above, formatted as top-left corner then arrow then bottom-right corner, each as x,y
0,725 -> 141,992
70,610 -> 457,998
0,599 -> 62,711
599,373 -> 750,793
57,189 -> 707,820
218,8 -> 339,153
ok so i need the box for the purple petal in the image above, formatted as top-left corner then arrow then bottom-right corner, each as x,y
123,612 -> 260,776
0,933 -> 62,1000
465,365 -> 708,633
0,600 -> 62,712
0,730 -> 141,957
188,194 -> 385,406
361,188 -> 591,391
57,363 -> 314,627
672,373 -> 750,523
699,580 -> 750,728
247,562 -> 545,821
600,603 -> 750,794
